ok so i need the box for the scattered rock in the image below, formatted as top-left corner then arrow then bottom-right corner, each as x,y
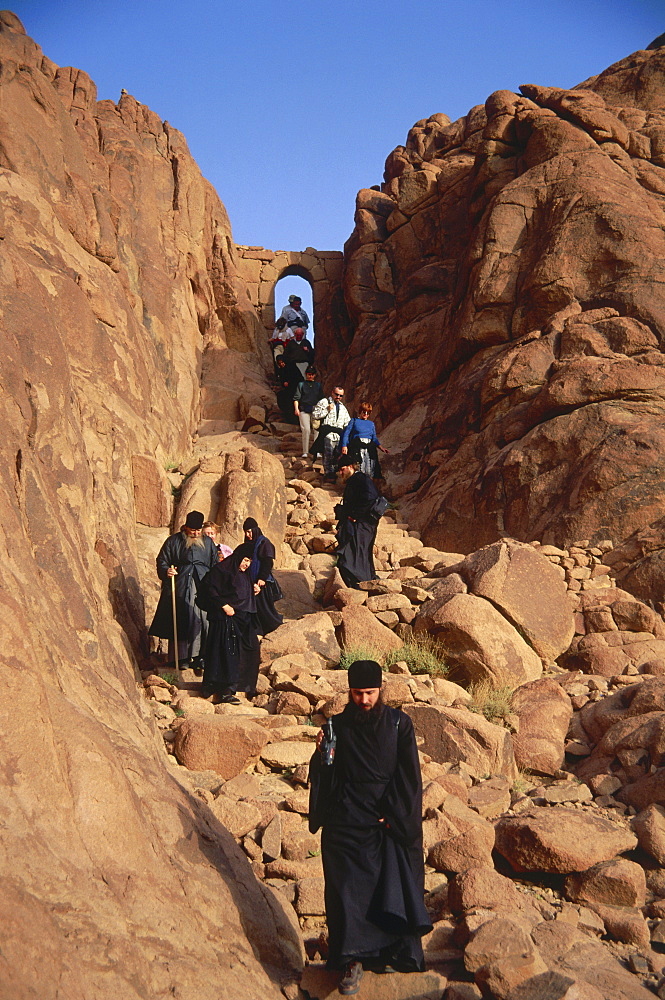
495,807 -> 638,873
173,716 -> 269,778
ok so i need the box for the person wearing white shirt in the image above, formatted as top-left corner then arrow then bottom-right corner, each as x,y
312,387 -> 351,482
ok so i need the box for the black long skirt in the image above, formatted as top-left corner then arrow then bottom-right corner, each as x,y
202,611 -> 260,696
336,517 -> 378,588
322,823 -> 428,970
255,585 -> 283,636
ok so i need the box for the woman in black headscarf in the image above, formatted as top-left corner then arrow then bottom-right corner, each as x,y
243,517 -> 284,635
201,542 -> 260,703
335,457 -> 384,588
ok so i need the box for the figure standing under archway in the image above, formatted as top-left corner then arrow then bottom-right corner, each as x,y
280,294 -> 310,335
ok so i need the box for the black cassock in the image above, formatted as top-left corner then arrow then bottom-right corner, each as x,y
201,558 -> 260,697
309,704 -> 431,971
335,471 -> 381,588
149,533 -> 217,662
249,534 -> 284,636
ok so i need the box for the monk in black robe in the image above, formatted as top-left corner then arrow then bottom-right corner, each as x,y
201,543 -> 260,704
309,660 -> 431,996
335,459 -> 383,589
243,517 -> 284,635
149,510 -> 218,671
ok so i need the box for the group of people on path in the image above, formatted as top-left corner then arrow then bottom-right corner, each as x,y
148,512 -> 283,704
271,297 -> 388,484
271,294 -> 315,388
148,307 -> 430,995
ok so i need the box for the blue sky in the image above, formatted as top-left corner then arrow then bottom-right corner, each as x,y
16,0 -> 663,261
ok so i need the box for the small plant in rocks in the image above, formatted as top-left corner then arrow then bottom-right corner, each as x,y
384,635 -> 448,677
511,772 -> 533,798
467,680 -> 514,726
337,644 -> 383,671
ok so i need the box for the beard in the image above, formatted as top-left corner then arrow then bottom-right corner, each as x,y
185,534 -> 205,549
347,693 -> 385,726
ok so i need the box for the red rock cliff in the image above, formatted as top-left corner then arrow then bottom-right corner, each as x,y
0,12 -> 297,998
326,41 -> 665,563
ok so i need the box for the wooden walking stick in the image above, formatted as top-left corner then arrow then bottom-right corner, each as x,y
170,566 -> 179,671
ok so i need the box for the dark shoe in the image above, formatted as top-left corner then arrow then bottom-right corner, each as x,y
220,694 -> 240,705
338,961 -> 363,995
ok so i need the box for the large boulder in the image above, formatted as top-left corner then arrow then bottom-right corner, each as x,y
510,678 -> 572,776
531,921 -> 655,999
617,768 -> 665,811
405,704 -> 518,779
272,568 -> 320,619
176,447 -> 286,557
564,858 -> 646,908
631,803 -> 665,864
260,611 -> 340,663
494,807 -> 637,873
173,716 -> 269,778
414,593 -> 542,687
464,917 -> 548,998
336,604 -> 403,655
427,796 -> 496,874
449,867 -> 544,936
460,540 -> 574,661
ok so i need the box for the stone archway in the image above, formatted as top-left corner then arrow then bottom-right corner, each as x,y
235,245 -> 349,365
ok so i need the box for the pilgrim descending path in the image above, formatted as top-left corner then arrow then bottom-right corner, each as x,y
141,404 -> 665,1000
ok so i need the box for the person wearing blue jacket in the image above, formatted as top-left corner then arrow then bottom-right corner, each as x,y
339,401 -> 389,479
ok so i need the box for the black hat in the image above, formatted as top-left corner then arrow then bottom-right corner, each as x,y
348,659 -> 383,689
185,510 -> 204,530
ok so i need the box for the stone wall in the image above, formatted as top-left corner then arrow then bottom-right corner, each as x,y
235,245 -> 350,373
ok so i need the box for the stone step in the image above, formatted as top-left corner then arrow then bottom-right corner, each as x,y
300,963 -> 447,1000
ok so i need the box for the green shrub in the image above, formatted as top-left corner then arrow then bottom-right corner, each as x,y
337,644 -> 383,671
511,772 -> 533,798
383,634 -> 448,677
467,680 -> 514,726
160,671 -> 179,686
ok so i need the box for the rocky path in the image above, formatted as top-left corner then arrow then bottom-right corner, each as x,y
138,408 -> 665,1000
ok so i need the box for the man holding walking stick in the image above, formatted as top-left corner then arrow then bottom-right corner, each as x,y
149,511 -> 217,673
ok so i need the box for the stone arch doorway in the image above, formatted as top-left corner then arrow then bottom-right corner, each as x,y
273,271 -> 314,341
235,245 -> 350,372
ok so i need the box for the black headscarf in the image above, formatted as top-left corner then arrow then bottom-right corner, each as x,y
243,517 -> 262,541
218,541 -> 254,582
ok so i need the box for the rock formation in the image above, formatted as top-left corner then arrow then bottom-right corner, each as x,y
321,39 -> 665,562
0,12 -> 298,998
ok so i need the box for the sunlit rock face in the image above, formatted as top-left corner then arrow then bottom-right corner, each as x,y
325,41 -> 665,559
0,12 -> 298,998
